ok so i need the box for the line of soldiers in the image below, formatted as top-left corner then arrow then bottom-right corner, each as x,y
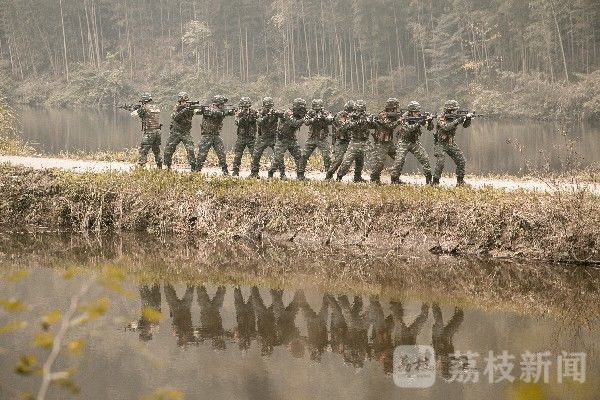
130,283 -> 464,377
125,92 -> 476,186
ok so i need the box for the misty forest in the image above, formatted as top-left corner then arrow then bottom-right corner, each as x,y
0,0 -> 599,118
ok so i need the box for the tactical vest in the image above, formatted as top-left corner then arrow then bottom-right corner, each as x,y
170,104 -> 194,133
142,104 -> 161,132
435,115 -> 458,144
200,106 -> 226,135
236,109 -> 258,137
372,111 -> 398,142
333,111 -> 351,141
349,116 -> 371,142
257,109 -> 279,137
278,110 -> 303,140
307,110 -> 331,140
399,111 -> 424,143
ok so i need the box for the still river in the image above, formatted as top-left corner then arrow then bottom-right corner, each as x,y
0,234 -> 598,399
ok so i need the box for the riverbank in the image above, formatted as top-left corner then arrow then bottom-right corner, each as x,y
1,165 -> 598,264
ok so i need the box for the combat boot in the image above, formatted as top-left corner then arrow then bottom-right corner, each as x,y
248,172 -> 259,179
222,167 -> 229,176
425,172 -> 432,185
267,170 -> 274,179
156,162 -> 163,170
280,174 -> 288,181
370,174 -> 381,185
325,171 -> 333,181
232,169 -> 239,177
456,176 -> 466,186
431,177 -> 440,186
353,176 -> 366,183
336,175 -> 343,182
297,173 -> 306,181
390,176 -> 403,185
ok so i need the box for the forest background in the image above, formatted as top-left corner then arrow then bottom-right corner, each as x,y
0,0 -> 599,120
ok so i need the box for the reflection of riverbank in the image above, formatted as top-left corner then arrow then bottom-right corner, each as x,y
1,233 -> 599,322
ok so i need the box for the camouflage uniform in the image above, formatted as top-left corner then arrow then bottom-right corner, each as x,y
250,99 -> 284,177
325,102 -> 364,181
164,92 -> 198,170
297,100 -> 333,180
232,98 -> 258,176
391,102 -> 433,184
433,100 -> 472,185
268,99 -> 306,179
369,102 -> 403,183
336,101 -> 373,181
196,96 -> 236,175
132,94 -> 162,168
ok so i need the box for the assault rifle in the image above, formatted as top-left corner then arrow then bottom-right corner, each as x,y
443,109 -> 484,120
263,109 -> 285,118
116,103 -> 142,112
403,112 -> 438,124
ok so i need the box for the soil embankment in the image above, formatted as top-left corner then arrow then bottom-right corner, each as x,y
1,164 -> 598,264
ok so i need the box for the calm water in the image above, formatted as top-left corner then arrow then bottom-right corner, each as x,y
0,235 -> 598,399
17,106 -> 600,175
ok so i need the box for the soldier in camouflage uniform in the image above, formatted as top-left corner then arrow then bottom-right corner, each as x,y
164,92 -> 199,171
232,97 -> 258,176
296,99 -> 333,180
268,98 -> 306,180
325,101 -> 364,181
336,100 -> 373,182
390,101 -> 433,184
130,92 -> 162,168
249,97 -> 285,178
369,98 -> 403,184
196,95 -> 237,175
433,100 -> 473,186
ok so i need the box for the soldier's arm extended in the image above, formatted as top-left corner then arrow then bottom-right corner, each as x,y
437,116 -> 463,132
131,106 -> 146,119
304,110 -> 317,126
203,107 -> 226,118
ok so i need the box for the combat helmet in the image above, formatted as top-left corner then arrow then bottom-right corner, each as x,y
212,95 -> 228,105
262,97 -> 275,108
140,92 -> 152,103
292,98 -> 307,110
177,91 -> 189,102
355,100 -> 367,112
239,97 -> 252,108
344,100 -> 355,112
386,98 -> 400,110
444,100 -> 459,112
407,101 -> 421,112
311,99 -> 324,110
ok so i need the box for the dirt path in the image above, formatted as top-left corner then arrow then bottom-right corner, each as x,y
1,154 -> 598,194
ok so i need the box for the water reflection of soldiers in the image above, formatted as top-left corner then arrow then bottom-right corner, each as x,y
251,286 -> 277,356
326,294 -> 348,357
137,284 -> 161,341
367,297 -> 394,374
164,284 -> 195,348
272,289 -> 305,359
300,295 -> 329,361
338,295 -> 368,368
391,302 -> 429,345
234,287 -> 256,351
432,303 -> 464,379
196,286 -> 227,350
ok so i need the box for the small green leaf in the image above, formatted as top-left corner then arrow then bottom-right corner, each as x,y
141,307 -> 162,323
14,355 -> 39,376
0,298 -> 27,312
33,331 -> 54,350
41,310 -> 62,330
4,271 -> 28,283
66,339 -> 85,355
143,387 -> 184,400
0,320 -> 27,335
